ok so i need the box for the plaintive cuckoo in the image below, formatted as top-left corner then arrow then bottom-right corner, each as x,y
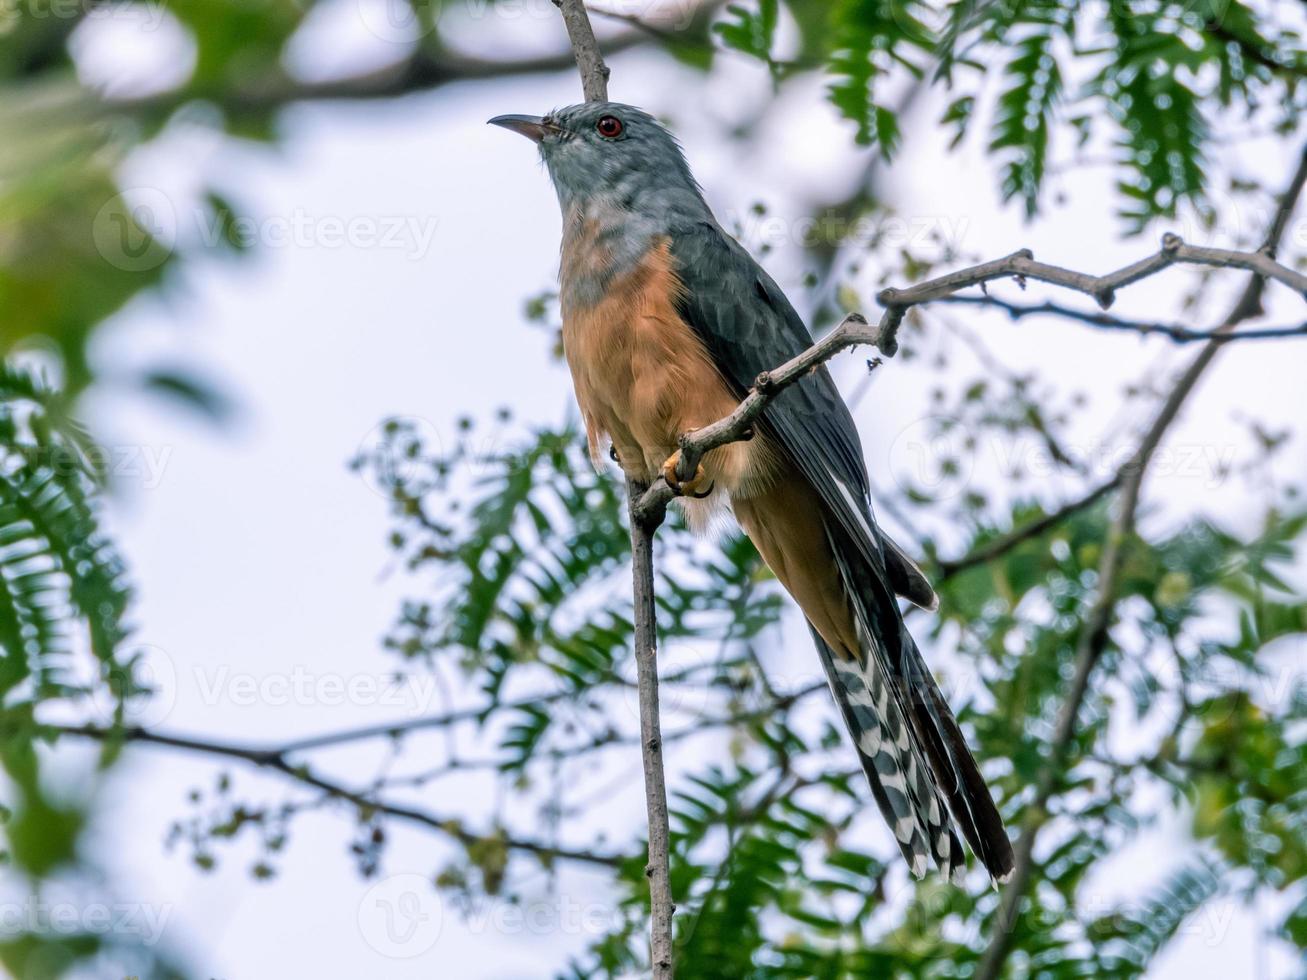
490,102 -> 1014,883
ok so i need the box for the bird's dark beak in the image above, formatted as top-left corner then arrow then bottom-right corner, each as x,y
488,114 -> 550,143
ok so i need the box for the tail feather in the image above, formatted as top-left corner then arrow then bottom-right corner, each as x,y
823,518 -> 1011,884
813,628 -> 945,877
900,631 -> 1015,882
813,628 -> 933,876
730,473 -> 1010,882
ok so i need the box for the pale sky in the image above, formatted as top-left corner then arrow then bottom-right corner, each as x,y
20,3 -> 1306,977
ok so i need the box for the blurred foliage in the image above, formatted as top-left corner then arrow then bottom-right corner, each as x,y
0,83 -> 169,394
0,364 -> 186,977
729,0 -> 1304,226
0,364 -> 129,701
0,0 -> 1300,398
0,0 -> 1304,977
335,407 -> 1307,978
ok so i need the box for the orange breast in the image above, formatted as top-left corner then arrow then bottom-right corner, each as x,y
560,232 -> 775,511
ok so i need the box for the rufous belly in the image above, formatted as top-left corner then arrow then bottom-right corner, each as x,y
559,234 -> 777,524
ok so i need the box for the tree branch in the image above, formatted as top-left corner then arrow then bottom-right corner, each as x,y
554,0 -> 612,101
974,137 -> 1307,980
634,231 -> 1307,523
104,2 -> 727,119
934,476 -> 1122,582
553,0 -> 674,972
634,312 -> 888,522
936,294 -> 1307,344
50,722 -> 623,868
873,235 -> 1307,320
627,477 -> 675,979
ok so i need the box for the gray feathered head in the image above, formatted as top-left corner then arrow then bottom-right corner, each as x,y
489,102 -> 704,214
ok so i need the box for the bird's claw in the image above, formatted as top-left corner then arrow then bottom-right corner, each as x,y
661,450 -> 714,499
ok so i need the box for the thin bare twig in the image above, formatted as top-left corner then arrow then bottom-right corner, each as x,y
49,722 -> 623,868
627,477 -> 675,979
553,0 -> 674,972
554,0 -> 612,101
935,476 -> 1122,581
634,312 -> 887,521
937,293 -> 1307,344
875,235 -> 1307,317
634,231 -> 1307,523
974,138 -> 1307,980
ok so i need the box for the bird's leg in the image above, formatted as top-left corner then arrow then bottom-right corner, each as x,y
660,447 -> 714,499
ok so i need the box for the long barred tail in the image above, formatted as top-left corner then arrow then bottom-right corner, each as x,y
898,624 -> 1015,882
819,523 -> 1015,885
813,628 -> 964,880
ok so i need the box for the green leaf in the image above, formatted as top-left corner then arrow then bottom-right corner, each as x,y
715,0 -> 779,69
826,0 -> 931,155
989,29 -> 1063,217
139,368 -> 235,425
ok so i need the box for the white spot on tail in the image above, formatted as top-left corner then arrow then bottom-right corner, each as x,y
847,688 -> 875,709
895,817 -> 916,843
880,771 -> 906,794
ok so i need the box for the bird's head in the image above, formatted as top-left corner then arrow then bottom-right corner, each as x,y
489,102 -> 701,213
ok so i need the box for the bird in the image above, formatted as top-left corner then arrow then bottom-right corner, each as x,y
490,102 -> 1014,884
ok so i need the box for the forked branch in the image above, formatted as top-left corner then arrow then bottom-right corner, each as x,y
553,2 -> 674,976
549,6 -> 1307,980
635,233 -> 1307,522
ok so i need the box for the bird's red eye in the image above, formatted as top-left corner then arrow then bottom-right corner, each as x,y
596,115 -> 623,138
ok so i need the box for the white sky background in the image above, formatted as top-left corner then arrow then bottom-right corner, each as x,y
30,0 -> 1307,976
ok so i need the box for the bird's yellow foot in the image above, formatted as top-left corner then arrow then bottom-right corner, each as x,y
661,450 -> 714,499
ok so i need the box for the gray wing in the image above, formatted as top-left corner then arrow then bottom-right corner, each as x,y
667,221 -> 1012,882
666,219 -> 891,587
